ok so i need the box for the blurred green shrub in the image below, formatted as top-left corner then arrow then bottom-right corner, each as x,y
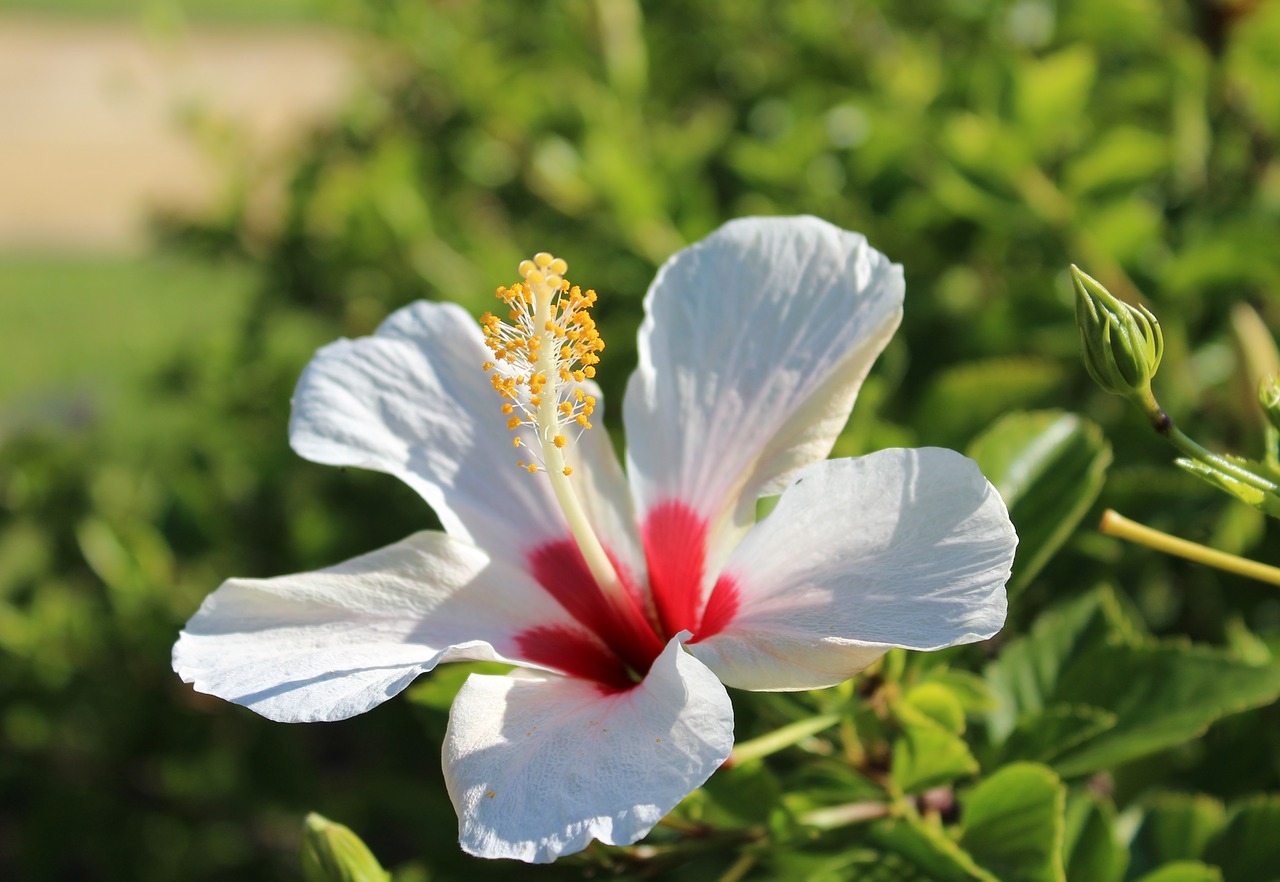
5,0 -> 1280,878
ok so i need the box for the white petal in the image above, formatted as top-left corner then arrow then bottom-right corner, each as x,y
623,216 -> 904,568
173,531 -> 584,722
288,301 -> 641,577
443,635 -> 734,862
688,449 -> 1015,691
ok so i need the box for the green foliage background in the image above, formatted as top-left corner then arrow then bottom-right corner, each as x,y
5,0 -> 1280,879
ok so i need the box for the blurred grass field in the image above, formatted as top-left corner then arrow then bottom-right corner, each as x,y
0,0 -> 347,430
0,257 -> 253,416
0,0 -> 327,25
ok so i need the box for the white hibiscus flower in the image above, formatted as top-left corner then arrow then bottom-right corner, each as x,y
174,215 -> 1016,863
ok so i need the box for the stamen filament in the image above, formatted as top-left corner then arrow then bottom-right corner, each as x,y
528,275 -> 628,606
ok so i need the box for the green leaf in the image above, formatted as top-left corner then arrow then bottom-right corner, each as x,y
1174,458 -> 1280,517
985,585 -> 1138,742
1131,863 -> 1224,882
960,763 -> 1066,882
1001,705 -> 1117,765
702,759 -> 783,825
1063,792 -> 1126,882
1050,644 -> 1280,776
1223,615 -> 1272,664
892,716 -> 980,794
403,661 -> 511,711
968,411 -> 1112,593
1204,796 -> 1280,882
903,681 -> 967,735
1065,126 -> 1170,195
1015,45 -> 1097,151
1133,793 -> 1225,868
869,814 -> 1000,882
920,362 -> 1067,450
919,669 -> 998,714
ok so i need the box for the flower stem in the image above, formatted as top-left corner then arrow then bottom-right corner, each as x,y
716,853 -> 758,882
797,800 -> 891,830
1099,509 -> 1280,586
728,712 -> 843,766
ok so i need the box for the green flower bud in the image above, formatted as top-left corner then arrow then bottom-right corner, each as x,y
300,813 -> 390,882
1259,375 -> 1280,435
1072,265 -> 1164,407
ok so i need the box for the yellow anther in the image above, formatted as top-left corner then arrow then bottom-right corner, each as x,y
482,251 -> 609,484
562,466 -> 573,477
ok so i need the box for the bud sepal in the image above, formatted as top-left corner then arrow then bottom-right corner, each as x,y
1072,265 -> 1164,415
300,813 -> 390,882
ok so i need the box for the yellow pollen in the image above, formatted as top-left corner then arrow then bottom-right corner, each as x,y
480,250 -> 607,480
563,466 -> 573,476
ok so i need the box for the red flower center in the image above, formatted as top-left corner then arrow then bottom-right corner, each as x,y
514,500 -> 740,690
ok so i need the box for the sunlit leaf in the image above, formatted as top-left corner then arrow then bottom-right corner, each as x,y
1051,645 -> 1280,777
960,763 -> 1066,882
968,411 -> 1112,594
1063,791 -> 1126,882
1203,796 -> 1280,882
